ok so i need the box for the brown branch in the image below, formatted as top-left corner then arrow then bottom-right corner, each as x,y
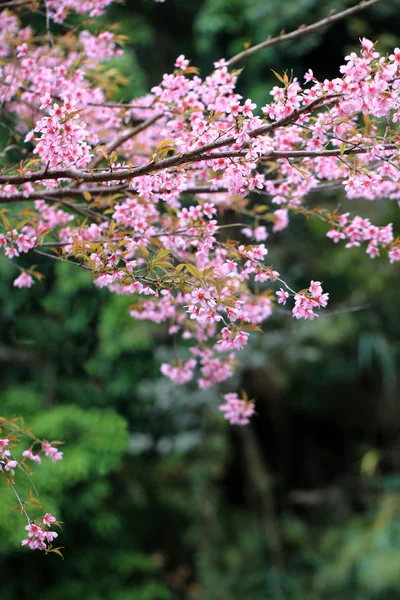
227,0 -> 384,67
87,102 -> 156,110
0,184 -> 129,204
0,95 -> 341,188
183,186 -> 228,194
202,144 -> 398,161
0,0 -> 38,9
0,185 -> 228,204
0,143 -> 396,188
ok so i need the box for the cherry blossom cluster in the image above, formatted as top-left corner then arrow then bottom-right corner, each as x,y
46,0 -> 115,23
276,281 -> 329,320
80,31 -> 123,64
0,438 -> 18,473
326,214 -> 399,260
219,393 -> 255,426
31,0 -> 164,23
26,95 -> 92,169
41,442 -> 64,463
293,281 -> 329,320
0,228 -> 36,260
161,359 -> 197,384
22,513 -> 59,551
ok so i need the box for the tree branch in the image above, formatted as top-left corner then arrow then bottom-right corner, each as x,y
0,143 -> 396,188
227,0 -> 384,67
198,145 -> 397,161
0,95 -> 343,188
0,184 -> 129,204
0,0 -> 38,10
0,184 -> 230,204
32,247 -> 91,270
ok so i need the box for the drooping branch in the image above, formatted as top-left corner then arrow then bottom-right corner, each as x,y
227,0 -> 384,67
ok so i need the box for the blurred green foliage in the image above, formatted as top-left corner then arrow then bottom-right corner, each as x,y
1,0 -> 400,598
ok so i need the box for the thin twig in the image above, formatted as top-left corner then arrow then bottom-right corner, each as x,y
43,0 -> 54,49
89,112 -> 164,169
10,485 -> 31,525
276,302 -> 372,317
0,184 -> 229,204
0,184 -> 129,204
227,0 -> 384,67
44,196 -> 107,223
9,450 -> 41,500
32,248 -> 91,270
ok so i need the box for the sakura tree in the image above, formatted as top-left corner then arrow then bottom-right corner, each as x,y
0,0 -> 398,550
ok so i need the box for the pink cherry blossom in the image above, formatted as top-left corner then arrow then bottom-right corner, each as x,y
276,289 -> 289,305
43,513 -> 56,527
23,449 -> 42,464
42,442 -> 63,462
13,273 -> 34,288
219,393 -> 255,426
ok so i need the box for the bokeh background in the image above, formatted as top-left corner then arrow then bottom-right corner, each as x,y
1,0 -> 400,598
